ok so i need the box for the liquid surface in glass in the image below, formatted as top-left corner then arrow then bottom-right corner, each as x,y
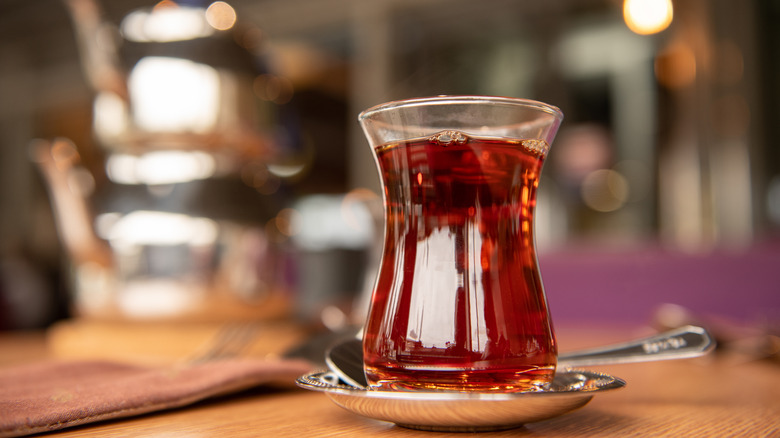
363,131 -> 557,392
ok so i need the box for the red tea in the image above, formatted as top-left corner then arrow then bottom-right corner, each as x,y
363,131 -> 557,392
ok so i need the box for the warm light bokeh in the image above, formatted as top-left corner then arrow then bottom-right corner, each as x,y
623,0 -> 673,35
206,1 -> 237,31
654,41 -> 697,89
128,57 -> 221,133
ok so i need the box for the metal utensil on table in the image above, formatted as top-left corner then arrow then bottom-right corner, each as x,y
556,324 -> 714,367
325,325 -> 714,389
190,322 -> 261,364
296,325 -> 714,431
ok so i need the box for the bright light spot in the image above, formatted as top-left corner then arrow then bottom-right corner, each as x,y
106,151 -> 216,185
321,305 -> 348,331
95,212 -> 121,240
93,92 -> 128,139
206,1 -> 237,31
623,0 -> 673,35
98,210 -> 218,247
135,151 -> 215,185
118,279 -> 200,318
129,57 -> 220,133
121,6 -> 213,42
291,194 -> 374,251
267,163 -> 307,178
105,154 -> 136,184
581,169 -> 630,212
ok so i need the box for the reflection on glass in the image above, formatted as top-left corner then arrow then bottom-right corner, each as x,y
93,92 -> 128,139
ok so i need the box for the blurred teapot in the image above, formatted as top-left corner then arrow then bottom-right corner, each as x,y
34,0 -> 295,321
64,0 -> 281,161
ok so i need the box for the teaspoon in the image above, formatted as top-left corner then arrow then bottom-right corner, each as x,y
326,325 -> 714,389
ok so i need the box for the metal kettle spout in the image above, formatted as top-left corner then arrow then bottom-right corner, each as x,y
30,138 -> 113,270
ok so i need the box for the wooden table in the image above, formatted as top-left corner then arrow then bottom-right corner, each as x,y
1,322 -> 778,437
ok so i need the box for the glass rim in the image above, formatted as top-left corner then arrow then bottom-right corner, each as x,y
358,95 -> 564,122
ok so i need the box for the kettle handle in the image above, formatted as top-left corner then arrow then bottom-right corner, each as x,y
63,0 -> 128,99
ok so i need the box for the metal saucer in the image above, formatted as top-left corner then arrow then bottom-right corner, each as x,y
296,369 -> 625,432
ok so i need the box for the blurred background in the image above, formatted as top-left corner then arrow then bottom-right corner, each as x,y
0,0 -> 778,331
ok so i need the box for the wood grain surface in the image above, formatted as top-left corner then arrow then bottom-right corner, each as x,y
2,323 -> 778,437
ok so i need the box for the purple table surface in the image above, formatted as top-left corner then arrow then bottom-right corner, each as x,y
538,239 -> 780,324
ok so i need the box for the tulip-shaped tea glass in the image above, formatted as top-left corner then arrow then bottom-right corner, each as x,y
359,96 -> 564,392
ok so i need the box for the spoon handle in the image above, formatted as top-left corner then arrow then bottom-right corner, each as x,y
558,325 -> 715,368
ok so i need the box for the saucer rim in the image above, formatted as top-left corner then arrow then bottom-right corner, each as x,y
296,368 -> 626,400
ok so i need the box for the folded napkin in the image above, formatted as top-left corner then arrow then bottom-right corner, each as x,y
0,357 -> 313,438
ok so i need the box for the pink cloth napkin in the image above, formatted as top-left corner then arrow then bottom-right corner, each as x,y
0,358 -> 313,437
